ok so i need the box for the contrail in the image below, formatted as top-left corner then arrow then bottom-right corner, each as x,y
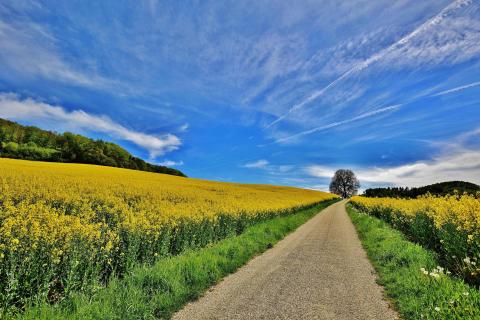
272,76 -> 480,144
275,104 -> 403,144
431,81 -> 480,96
265,0 -> 473,129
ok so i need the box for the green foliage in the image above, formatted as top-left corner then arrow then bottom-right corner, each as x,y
363,181 -> 480,198
350,199 -> 480,287
1,141 -> 60,161
347,205 -> 480,320
0,118 -> 186,176
14,200 -> 338,320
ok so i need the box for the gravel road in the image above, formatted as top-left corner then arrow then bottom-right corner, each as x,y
173,200 -> 398,320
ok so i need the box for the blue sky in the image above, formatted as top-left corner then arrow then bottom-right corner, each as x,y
0,0 -> 479,191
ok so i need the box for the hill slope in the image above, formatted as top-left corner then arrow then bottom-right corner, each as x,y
0,118 -> 185,176
363,181 -> 480,198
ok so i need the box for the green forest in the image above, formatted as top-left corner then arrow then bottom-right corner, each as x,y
363,181 -> 480,198
0,118 -> 186,177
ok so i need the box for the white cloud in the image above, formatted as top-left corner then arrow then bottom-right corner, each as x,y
179,123 -> 189,132
265,0 -> 479,128
272,74 -> 480,145
275,104 -> 402,143
355,149 -> 480,187
0,19 -> 110,88
157,160 -> 184,167
0,93 -> 181,157
432,81 -> 480,97
304,166 -> 336,179
302,184 -> 330,192
306,135 -> 480,188
381,15 -> 480,69
242,159 -> 270,169
242,159 -> 295,177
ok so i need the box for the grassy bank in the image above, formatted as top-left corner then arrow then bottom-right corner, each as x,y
16,200 -> 338,320
347,204 -> 480,320
350,195 -> 480,286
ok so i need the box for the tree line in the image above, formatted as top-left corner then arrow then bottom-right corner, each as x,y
363,181 -> 480,198
0,118 -> 186,177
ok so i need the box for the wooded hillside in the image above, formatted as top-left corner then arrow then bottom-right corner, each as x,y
363,181 -> 479,198
0,118 -> 186,177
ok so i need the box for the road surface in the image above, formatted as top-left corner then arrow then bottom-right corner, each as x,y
173,200 -> 398,320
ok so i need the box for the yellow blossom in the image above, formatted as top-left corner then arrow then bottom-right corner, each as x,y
0,157 -> 338,302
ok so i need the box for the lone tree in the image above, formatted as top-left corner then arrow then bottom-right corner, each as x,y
329,169 -> 360,198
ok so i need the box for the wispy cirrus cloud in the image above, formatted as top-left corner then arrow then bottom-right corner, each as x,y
432,81 -> 480,97
0,18 -> 110,89
0,93 -> 181,157
265,0 -> 479,128
0,1 -> 478,187
274,104 -> 402,144
274,76 -> 480,144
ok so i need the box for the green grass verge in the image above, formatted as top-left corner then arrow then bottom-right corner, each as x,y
16,200 -> 338,320
347,204 -> 480,320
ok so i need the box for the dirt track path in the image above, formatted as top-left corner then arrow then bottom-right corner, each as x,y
173,200 -> 398,320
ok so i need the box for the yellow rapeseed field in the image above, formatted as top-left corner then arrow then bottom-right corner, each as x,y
0,158 -> 337,310
350,194 -> 480,284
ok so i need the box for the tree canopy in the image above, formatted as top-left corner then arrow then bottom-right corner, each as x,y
329,169 -> 360,198
0,118 -> 186,177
